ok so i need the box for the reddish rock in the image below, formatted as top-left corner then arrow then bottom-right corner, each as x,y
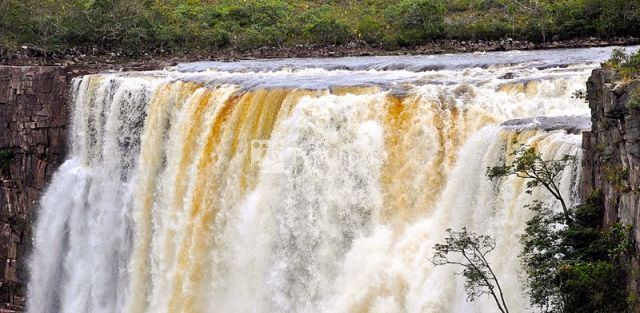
0,64 -> 159,311
0,66 -> 79,310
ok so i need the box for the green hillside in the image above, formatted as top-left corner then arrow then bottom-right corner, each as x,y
1,0 -> 639,56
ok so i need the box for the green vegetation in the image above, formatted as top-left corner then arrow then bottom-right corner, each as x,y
604,165 -> 630,192
520,193 -> 632,312
572,89 -> 587,101
432,228 -> 510,313
1,0 -> 640,57
603,48 -> 640,76
434,144 -> 635,311
0,149 -> 14,172
603,49 -> 640,110
487,145 -> 576,223
488,146 -> 634,312
629,88 -> 640,110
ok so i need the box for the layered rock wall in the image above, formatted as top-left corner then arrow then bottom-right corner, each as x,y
585,69 -> 640,240
584,69 -> 640,304
0,66 -> 74,310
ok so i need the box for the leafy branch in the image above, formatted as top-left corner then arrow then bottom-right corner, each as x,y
432,227 -> 510,313
487,145 -> 575,224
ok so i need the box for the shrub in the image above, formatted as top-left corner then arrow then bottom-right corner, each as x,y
625,51 -> 640,73
520,190 -> 633,312
2,0 -> 640,57
300,7 -> 352,46
356,15 -> 386,45
384,0 -> 446,46
603,48 -> 640,77
628,88 -> 640,110
559,261 -> 628,313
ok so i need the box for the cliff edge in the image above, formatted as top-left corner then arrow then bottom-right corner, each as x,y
584,68 -> 640,304
0,66 -> 81,311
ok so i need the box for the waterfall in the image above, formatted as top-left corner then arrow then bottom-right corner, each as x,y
27,50 -> 598,313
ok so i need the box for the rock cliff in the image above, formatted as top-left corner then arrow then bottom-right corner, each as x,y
0,66 -> 78,311
585,69 -> 640,237
584,68 -> 640,304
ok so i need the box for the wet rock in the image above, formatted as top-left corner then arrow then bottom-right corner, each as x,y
502,115 -> 591,134
499,72 -> 516,80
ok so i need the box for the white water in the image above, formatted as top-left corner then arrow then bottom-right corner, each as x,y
28,47 -> 606,313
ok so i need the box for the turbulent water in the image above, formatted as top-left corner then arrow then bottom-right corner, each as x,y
27,46 -> 628,313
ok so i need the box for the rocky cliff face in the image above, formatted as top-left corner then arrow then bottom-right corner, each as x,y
0,66 -> 78,311
584,68 -> 640,302
585,69 -> 640,238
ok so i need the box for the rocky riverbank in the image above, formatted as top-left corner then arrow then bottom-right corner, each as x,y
2,37 -> 639,67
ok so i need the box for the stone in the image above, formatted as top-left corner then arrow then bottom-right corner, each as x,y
584,69 -> 640,310
0,66 -> 78,311
0,63 -> 157,310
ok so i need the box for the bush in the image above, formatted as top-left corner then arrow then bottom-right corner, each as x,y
204,28 -> 231,50
384,0 -> 446,46
300,7 -> 353,46
356,15 -> 386,45
2,0 -> 640,57
521,190 -> 633,312
628,88 -> 640,110
234,27 -> 274,51
559,261 -> 629,313
603,48 -> 640,77
625,52 -> 640,73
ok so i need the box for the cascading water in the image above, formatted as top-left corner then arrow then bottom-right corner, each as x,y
27,47 -> 625,313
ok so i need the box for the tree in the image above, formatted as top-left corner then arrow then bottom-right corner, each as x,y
487,145 -> 575,224
488,145 -> 632,312
518,202 -> 565,311
508,0 -> 554,43
432,228 -> 510,313
519,192 -> 632,313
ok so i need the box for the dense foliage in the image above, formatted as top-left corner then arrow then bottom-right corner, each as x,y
488,146 -> 634,312
1,0 -> 639,56
521,193 -> 632,312
603,48 -> 640,77
603,49 -> 640,110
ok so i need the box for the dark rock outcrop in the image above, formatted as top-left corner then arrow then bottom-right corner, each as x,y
584,69 -> 640,234
583,69 -> 640,306
0,66 -> 77,311
502,115 -> 592,134
0,63 -> 163,312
